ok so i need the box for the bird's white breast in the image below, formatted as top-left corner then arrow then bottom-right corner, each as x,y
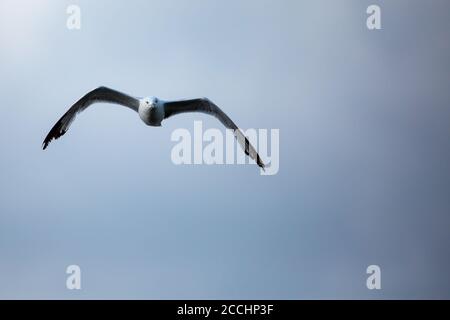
138,100 -> 152,125
138,99 -> 164,126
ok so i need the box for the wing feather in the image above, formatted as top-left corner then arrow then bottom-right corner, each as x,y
42,86 -> 139,150
164,98 -> 265,169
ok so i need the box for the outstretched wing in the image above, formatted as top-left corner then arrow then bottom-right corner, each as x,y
42,86 -> 140,150
163,98 -> 265,169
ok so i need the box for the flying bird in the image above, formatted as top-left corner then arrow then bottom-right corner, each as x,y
42,86 -> 265,169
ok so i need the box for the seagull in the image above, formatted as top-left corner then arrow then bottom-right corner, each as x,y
42,86 -> 265,169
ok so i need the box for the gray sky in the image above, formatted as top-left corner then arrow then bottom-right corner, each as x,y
0,0 -> 449,299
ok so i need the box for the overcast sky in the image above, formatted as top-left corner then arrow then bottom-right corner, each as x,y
0,0 -> 449,299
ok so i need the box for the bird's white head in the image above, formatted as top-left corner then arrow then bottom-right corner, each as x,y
142,96 -> 158,108
139,96 -> 163,126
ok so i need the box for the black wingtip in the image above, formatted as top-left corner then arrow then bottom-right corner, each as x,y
258,161 -> 266,172
42,126 -> 67,151
42,135 -> 52,150
256,154 -> 266,171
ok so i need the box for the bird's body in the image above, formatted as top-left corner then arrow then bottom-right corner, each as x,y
138,96 -> 164,126
43,86 -> 265,170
